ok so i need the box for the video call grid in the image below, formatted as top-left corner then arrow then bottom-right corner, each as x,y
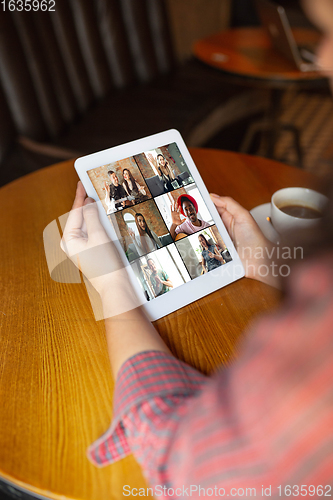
88,144 -> 232,300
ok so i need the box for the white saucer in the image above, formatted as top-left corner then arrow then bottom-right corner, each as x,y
250,203 -> 280,244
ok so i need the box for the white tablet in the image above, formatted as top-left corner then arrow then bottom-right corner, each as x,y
75,129 -> 244,321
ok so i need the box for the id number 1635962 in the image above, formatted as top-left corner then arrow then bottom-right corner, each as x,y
277,485 -> 332,496
1,0 -> 55,11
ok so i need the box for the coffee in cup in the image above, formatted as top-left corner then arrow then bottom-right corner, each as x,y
271,187 -> 328,234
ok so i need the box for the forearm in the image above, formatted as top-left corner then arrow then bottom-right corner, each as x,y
162,280 -> 173,288
104,307 -> 171,380
64,185 -> 171,381
95,272 -> 171,379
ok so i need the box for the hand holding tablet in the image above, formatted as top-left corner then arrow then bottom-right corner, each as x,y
72,129 -> 245,321
61,183 -> 121,291
210,194 -> 280,287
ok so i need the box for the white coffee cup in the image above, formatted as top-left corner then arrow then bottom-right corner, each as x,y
271,187 -> 328,234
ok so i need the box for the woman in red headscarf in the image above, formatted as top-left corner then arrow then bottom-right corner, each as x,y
169,194 -> 210,240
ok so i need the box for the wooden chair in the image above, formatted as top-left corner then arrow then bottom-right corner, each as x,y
0,0 -> 265,187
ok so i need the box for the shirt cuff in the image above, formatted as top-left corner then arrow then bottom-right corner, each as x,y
87,350 -> 207,467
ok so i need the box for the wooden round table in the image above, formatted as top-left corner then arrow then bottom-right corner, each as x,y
0,149 -> 320,499
194,28 -> 328,166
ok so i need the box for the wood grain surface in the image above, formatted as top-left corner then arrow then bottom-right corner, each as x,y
0,149 -> 320,499
193,28 -> 325,83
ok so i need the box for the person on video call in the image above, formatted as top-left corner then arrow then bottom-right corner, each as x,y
62,0 -> 333,495
122,168 -> 147,203
170,194 -> 210,239
104,170 -> 130,211
128,213 -> 162,256
199,233 -> 225,273
157,154 -> 178,192
147,258 -> 173,297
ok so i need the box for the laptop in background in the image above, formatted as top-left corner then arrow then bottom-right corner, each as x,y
255,0 -> 318,72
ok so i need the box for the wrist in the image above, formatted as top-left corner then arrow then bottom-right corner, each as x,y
91,268 -> 143,319
242,240 -> 281,288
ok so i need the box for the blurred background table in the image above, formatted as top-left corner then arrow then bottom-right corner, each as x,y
194,28 -> 327,166
0,148 -> 321,500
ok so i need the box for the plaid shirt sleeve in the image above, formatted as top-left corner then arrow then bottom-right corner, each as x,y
86,350 -> 208,469
87,256 -> 333,497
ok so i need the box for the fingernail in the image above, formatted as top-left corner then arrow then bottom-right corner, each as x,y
210,193 -> 220,198
85,197 -> 95,204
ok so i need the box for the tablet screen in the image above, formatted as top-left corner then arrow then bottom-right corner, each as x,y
87,142 -> 233,301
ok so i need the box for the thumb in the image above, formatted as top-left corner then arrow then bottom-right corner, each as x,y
83,198 -> 104,235
210,194 -> 247,218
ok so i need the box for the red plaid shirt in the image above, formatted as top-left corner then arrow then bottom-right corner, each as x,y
87,257 -> 333,499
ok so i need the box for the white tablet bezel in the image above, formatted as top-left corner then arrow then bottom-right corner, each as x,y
74,129 -> 245,321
